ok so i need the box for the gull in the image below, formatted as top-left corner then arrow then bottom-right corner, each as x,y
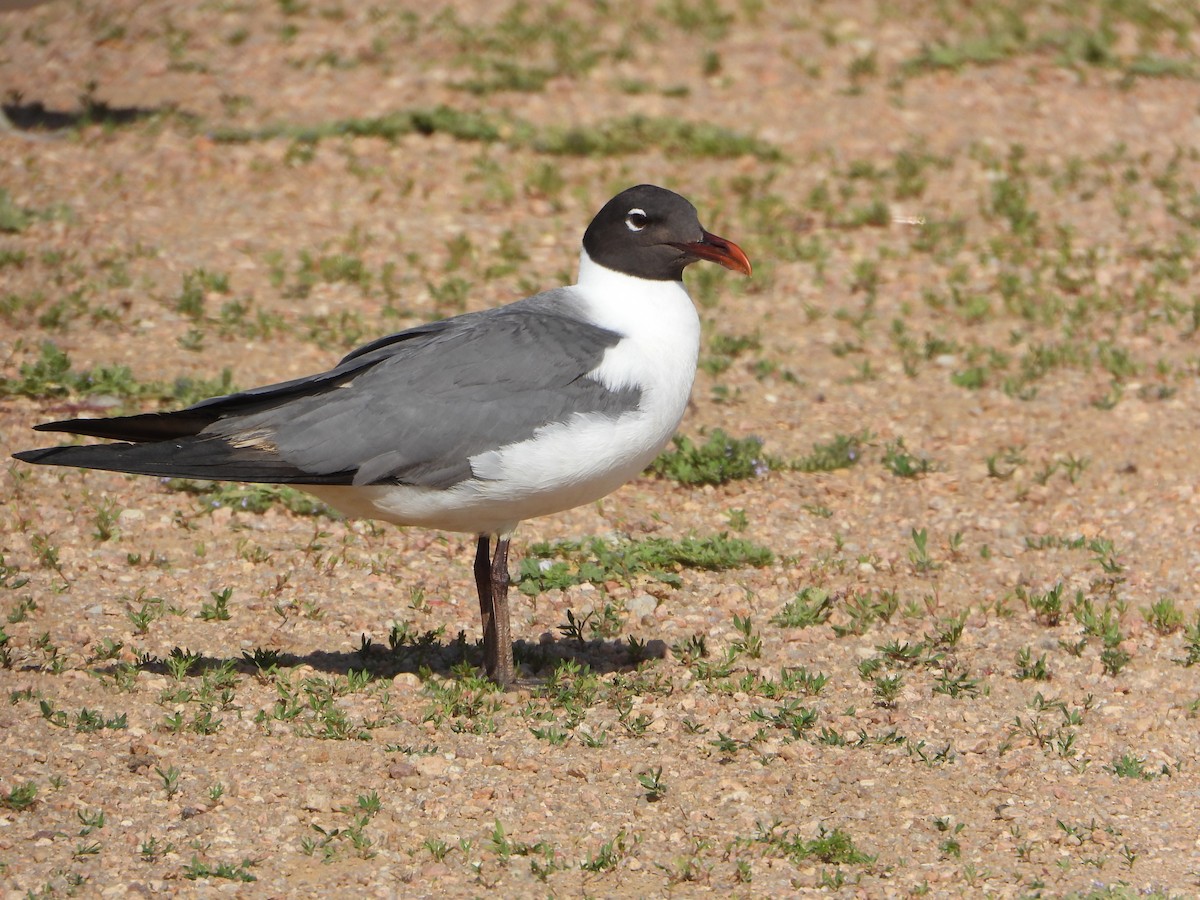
13,184 -> 752,684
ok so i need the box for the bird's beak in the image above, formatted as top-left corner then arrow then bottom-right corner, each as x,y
671,230 -> 753,276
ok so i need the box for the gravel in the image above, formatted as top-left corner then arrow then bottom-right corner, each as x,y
2,1 -> 1200,896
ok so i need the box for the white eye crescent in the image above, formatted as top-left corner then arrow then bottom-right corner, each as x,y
624,208 -> 648,232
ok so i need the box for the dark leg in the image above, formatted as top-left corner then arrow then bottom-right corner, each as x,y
489,536 -> 514,686
473,535 -> 498,680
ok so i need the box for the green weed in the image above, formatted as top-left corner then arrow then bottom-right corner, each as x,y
0,342 -> 237,407
637,766 -> 667,801
519,534 -> 772,595
1107,752 -> 1155,781
183,857 -> 257,882
1142,597 -> 1184,635
792,432 -> 867,473
1015,647 -> 1050,681
755,821 -> 876,866
165,480 -> 333,517
1,782 -> 37,811
771,587 -> 834,629
649,429 -> 773,485
1176,614 -> 1200,667
212,107 -> 782,160
883,438 -> 935,478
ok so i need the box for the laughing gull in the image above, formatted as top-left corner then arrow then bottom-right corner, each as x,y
13,184 -> 752,685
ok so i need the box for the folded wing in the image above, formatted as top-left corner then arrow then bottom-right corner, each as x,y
13,292 -> 641,490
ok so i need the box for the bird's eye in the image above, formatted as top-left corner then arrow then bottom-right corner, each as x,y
624,209 -> 648,232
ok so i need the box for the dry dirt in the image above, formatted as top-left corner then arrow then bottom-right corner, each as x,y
2,1 -> 1200,897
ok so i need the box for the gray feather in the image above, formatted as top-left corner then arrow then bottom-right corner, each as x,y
201,289 -> 642,488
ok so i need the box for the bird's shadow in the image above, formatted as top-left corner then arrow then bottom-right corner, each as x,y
2,94 -> 186,132
131,634 -> 668,687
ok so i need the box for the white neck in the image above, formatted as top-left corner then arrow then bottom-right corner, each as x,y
574,247 -> 692,324
571,247 -> 700,398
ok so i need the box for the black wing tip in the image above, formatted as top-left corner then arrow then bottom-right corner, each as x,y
10,440 -> 358,485
26,412 -> 216,443
31,418 -> 113,435
12,447 -> 59,465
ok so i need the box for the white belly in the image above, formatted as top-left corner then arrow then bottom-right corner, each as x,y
307,404 -> 678,535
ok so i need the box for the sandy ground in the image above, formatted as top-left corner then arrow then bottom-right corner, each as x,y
2,1 -> 1200,896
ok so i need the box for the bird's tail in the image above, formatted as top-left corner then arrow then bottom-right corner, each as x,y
29,409 -> 217,443
13,411 -> 351,485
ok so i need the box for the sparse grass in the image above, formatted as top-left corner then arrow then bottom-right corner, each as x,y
700,331 -> 761,376
933,668 -> 982,699
908,528 -> 938,574
243,647 -> 281,674
1024,582 -> 1067,626
771,587 -> 833,628
5,7 -> 1200,895
211,107 -> 782,160
155,765 -> 182,799
557,603 -> 624,644
183,857 -> 257,882
173,267 -> 230,319
0,188 -> 33,233
832,589 -> 900,637
754,822 -> 876,867
164,479 -> 333,517
422,664 -> 502,734
211,105 -> 501,144
872,673 -> 904,708
126,593 -> 168,635
0,341 -> 236,407
90,497 -> 119,542
1142,597 -> 1184,635
882,438 -> 935,478
165,646 -> 202,680
534,114 -> 784,160
730,614 -> 763,658
749,699 -> 818,739
1100,645 -> 1132,677
6,593 -> 35,621
649,429 -> 773,485
903,1 -> 1200,84
784,666 -> 829,696
286,250 -> 372,302
39,700 -> 127,732
1015,647 -> 1051,681
580,829 -> 634,872
636,766 -> 667,801
519,533 -> 773,595
1176,614 -> 1200,667
1106,752 -> 1156,781
791,432 -> 868,473
198,587 -> 233,621
1073,596 -> 1123,647
929,612 -> 968,649
1,782 -> 37,811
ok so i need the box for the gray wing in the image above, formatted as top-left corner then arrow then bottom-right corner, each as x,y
210,292 -> 641,488
15,291 -> 642,489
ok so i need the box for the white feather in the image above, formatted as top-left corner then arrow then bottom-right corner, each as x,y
307,248 -> 700,535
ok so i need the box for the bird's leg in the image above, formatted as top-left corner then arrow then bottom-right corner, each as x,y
473,535 -> 498,680
489,536 -> 514,686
